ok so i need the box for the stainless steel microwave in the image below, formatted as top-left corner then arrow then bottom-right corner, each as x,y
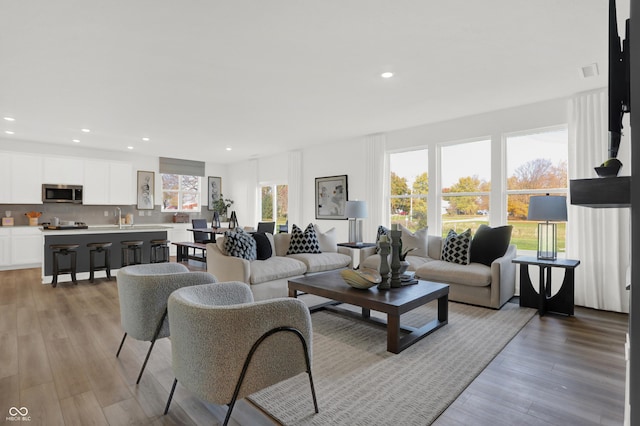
42,184 -> 83,204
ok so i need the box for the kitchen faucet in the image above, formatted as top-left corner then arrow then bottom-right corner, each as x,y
116,207 -> 122,229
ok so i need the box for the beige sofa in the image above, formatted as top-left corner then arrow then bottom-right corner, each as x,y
206,231 -> 351,301
360,235 -> 516,309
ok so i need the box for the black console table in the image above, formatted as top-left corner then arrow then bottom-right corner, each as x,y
512,256 -> 580,316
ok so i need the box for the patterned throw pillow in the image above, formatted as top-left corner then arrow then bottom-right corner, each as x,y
287,223 -> 322,254
441,229 -> 472,265
223,228 -> 257,260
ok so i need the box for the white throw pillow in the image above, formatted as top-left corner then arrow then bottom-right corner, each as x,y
313,224 -> 337,253
400,225 -> 429,258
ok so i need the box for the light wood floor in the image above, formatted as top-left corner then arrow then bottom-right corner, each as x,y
0,263 -> 628,425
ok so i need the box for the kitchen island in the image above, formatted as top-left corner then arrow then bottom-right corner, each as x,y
41,225 -> 172,284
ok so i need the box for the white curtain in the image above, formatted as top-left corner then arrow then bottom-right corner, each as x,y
364,133 -> 387,241
567,89 -> 630,313
287,150 -> 303,228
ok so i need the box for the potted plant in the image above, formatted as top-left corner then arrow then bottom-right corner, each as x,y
213,195 -> 234,220
398,239 -> 415,274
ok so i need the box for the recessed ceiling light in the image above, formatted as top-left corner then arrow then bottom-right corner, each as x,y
381,72 -> 394,79
81,128 -> 91,133
226,147 -> 232,151
127,146 -> 134,150
72,139 -> 80,143
142,137 -> 150,142
5,130 -> 14,135
3,117 -> 15,122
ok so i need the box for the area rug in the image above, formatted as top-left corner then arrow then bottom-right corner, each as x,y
248,300 -> 536,425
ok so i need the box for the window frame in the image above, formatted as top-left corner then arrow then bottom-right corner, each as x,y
160,173 -> 203,212
386,125 -> 569,254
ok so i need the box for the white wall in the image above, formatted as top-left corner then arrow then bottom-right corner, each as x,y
386,97 -> 568,150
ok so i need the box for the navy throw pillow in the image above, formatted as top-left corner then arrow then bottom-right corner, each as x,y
253,233 -> 273,260
470,224 -> 513,266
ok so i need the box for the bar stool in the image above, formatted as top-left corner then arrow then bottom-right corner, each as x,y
150,239 -> 170,263
87,242 -> 112,282
50,243 -> 79,287
121,240 -> 143,267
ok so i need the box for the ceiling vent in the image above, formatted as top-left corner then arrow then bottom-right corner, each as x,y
581,63 -> 599,78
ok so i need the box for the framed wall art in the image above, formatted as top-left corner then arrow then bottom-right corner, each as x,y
137,170 -> 155,210
315,175 -> 348,219
208,176 -> 222,211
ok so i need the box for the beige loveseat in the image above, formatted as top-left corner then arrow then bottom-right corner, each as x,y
361,234 -> 516,309
206,230 -> 351,301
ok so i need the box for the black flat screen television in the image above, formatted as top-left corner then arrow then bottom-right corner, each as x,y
608,0 -> 630,159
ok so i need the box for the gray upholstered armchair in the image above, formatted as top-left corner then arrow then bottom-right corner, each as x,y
164,282 -> 318,425
116,263 -> 217,384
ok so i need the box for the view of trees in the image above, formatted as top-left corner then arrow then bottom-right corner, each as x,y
390,158 -> 568,222
507,158 -> 567,219
161,174 -> 201,210
261,186 -> 273,220
261,184 -> 289,226
442,175 -> 490,215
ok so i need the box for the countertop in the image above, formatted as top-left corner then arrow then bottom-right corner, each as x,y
40,225 -> 173,235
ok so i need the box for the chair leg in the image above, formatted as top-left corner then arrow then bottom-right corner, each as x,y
163,378 -> 178,415
116,332 -> 127,357
224,326 -> 319,426
136,309 -> 168,384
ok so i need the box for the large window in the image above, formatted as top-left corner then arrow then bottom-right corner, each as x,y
441,139 -> 491,236
389,149 -> 428,231
506,127 -> 568,252
161,174 -> 202,211
261,184 -> 288,228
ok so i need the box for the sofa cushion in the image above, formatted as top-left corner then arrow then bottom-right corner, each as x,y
274,233 -> 291,257
415,260 -> 491,287
441,229 -> 471,265
314,224 -> 337,252
400,225 -> 429,258
287,252 -> 351,273
249,256 -> 307,284
223,228 -> 257,260
252,232 -> 273,260
361,253 -> 433,272
287,223 -> 321,254
470,224 -> 513,266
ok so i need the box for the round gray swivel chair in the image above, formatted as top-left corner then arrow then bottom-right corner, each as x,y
116,263 -> 218,384
164,282 -> 319,425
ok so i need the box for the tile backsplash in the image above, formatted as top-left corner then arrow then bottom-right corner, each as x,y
0,204 -> 212,226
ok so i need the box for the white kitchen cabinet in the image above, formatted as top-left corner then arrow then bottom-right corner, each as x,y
0,154 -> 11,203
10,153 -> 43,204
10,227 -> 42,266
83,160 -> 133,205
0,228 -> 10,266
83,160 -> 110,204
43,156 -> 84,184
168,223 -> 194,256
109,162 -> 133,205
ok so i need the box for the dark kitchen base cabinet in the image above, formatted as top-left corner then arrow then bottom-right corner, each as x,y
43,231 -> 168,278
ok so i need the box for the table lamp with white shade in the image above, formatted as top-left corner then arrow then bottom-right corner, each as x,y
527,194 -> 567,260
344,200 -> 368,244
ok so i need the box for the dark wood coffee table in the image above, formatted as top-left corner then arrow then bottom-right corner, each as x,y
288,270 -> 449,353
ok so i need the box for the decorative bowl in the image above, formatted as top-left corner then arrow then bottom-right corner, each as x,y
340,268 -> 382,290
595,159 -> 622,177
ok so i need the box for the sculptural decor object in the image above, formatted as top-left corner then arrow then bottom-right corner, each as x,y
340,268 -> 382,290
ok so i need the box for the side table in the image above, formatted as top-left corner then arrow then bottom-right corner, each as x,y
337,242 -> 377,268
512,256 -> 580,316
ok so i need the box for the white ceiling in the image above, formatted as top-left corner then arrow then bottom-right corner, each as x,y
0,1 -> 628,164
